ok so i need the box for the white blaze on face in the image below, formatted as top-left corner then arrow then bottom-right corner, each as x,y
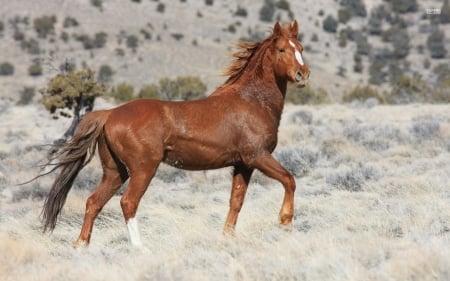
289,40 -> 304,66
127,217 -> 143,247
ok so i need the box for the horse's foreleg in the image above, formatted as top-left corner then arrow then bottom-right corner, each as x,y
223,165 -> 253,235
120,164 -> 158,247
251,154 -> 296,226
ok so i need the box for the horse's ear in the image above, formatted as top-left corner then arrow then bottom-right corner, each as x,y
290,20 -> 299,37
273,22 -> 283,37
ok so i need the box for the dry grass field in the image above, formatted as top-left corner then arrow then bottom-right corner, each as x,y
1,99 -> 449,281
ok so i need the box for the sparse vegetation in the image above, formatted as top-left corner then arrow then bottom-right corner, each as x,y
285,84 -> 329,105
342,85 -> 384,104
427,29 -> 448,59
109,82 -> 135,102
33,15 -> 56,39
0,62 -> 14,76
323,15 -> 338,33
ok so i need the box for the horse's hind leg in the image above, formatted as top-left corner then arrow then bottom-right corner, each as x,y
120,161 -> 160,247
223,165 -> 253,235
74,140 -> 128,248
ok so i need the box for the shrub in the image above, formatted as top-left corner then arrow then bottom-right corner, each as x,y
275,146 -> 319,177
385,75 -> 432,104
338,9 -> 351,23
109,83 -> 135,103
93,32 -> 108,48
33,15 -> 56,38
391,28 -> 410,59
234,6 -> 248,17
20,38 -> 40,55
156,3 -> 165,13
63,16 -> 79,28
441,0 -> 450,24
388,0 -> 418,14
353,54 -> 363,73
17,87 -> 35,105
13,29 -> 25,41
326,163 -> 381,192
411,118 -> 440,140
0,62 -> 14,76
205,0 -> 213,6
28,62 -> 43,76
97,65 -> 114,83
138,84 -> 160,99
427,29 -> 447,59
323,15 -> 338,33
276,0 -> 290,11
286,84 -> 329,105
126,35 -> 139,51
91,0 -> 103,11
340,0 -> 367,18
342,85 -> 384,103
259,0 -> 275,22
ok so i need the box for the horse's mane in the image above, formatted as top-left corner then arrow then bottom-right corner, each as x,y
220,41 -> 261,87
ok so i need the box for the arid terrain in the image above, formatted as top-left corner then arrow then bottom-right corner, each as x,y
1,0 -> 449,280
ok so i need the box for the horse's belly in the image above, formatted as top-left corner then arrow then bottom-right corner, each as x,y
162,146 -> 238,170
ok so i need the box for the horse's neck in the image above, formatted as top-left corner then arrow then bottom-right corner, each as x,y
238,55 -> 287,120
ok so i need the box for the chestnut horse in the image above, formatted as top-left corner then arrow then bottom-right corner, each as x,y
42,20 -> 310,247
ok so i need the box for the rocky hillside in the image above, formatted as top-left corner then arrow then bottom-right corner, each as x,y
0,0 -> 449,102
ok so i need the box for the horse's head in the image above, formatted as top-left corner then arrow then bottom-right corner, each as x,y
271,21 -> 310,87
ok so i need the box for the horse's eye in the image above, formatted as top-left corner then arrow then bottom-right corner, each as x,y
279,48 -> 285,53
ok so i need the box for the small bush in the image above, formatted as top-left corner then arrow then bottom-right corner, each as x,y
285,84 -> 330,105
33,15 -> 56,38
63,16 -> 79,28
259,0 -> 275,22
28,62 -> 42,76
91,0 -> 103,11
17,87 -> 35,105
385,75 -> 432,104
235,6 -> 248,17
138,84 -> 160,99
411,118 -> 440,140
389,0 -> 418,14
0,62 -> 14,76
20,38 -> 40,55
323,15 -> 338,33
427,29 -> 447,59
97,65 -> 114,83
275,146 -> 319,177
342,85 -> 384,103
156,3 -> 165,13
326,163 -> 381,192
340,0 -> 367,18
109,83 -> 135,103
126,35 -> 139,51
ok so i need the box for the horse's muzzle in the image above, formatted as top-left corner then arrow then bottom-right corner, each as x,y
295,70 -> 310,87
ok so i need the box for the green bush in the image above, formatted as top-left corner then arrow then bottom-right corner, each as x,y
20,38 -> 40,55
323,15 -> 338,33
28,62 -> 43,76
126,35 -> 139,51
40,69 -> 105,117
109,83 -> 135,103
234,6 -> 248,17
97,65 -> 114,83
138,84 -> 160,99
285,84 -> 329,105
388,0 -> 418,14
340,0 -> 367,18
138,76 -> 207,101
17,87 -> 35,105
427,29 -> 447,59
441,0 -> 450,24
63,17 -> 79,28
33,15 -> 56,38
259,0 -> 275,22
342,85 -> 384,103
385,75 -> 432,104
0,62 -> 14,76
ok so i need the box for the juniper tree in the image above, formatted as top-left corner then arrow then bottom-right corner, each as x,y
40,69 -> 105,151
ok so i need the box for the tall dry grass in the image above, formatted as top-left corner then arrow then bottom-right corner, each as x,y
1,100 -> 449,280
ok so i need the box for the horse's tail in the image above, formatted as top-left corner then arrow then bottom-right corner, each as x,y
42,110 -> 111,232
